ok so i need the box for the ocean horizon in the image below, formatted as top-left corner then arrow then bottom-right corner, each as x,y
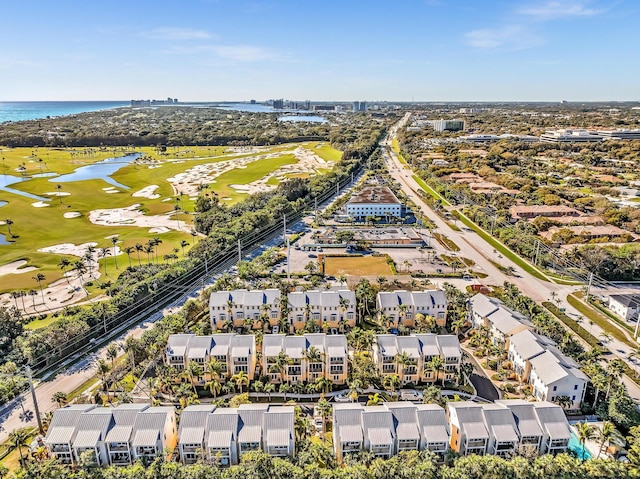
0,101 -> 129,123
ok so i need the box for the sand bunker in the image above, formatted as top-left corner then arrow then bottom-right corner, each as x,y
149,226 -> 171,233
132,185 -> 161,199
64,212 -> 81,218
89,204 -> 184,231
38,242 -> 99,258
31,201 -> 50,208
45,191 -> 71,197
0,260 -> 37,277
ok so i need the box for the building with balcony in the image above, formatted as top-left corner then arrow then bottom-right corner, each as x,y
529,349 -> 587,410
481,404 -> 519,457
178,405 -> 216,464
345,186 -> 402,222
165,334 -> 257,381
373,334 -> 461,385
210,289 -> 281,331
287,290 -> 356,332
377,290 -> 448,328
447,402 -> 489,455
261,333 -> 348,385
469,294 -> 533,349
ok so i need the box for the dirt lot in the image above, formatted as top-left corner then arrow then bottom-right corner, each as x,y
323,255 -> 393,277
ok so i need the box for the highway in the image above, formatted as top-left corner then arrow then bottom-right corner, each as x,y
383,113 -> 640,403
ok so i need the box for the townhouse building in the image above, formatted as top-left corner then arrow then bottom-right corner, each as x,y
210,289 -> 281,331
287,289 -> 356,332
262,333 -> 348,385
529,349 -> 587,410
45,405 -> 177,466
377,290 -> 448,328
165,334 -> 257,382
373,334 -> 461,385
332,402 -> 450,463
469,294 -> 533,349
447,401 -> 489,455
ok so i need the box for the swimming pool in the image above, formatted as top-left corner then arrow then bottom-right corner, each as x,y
568,431 -> 593,460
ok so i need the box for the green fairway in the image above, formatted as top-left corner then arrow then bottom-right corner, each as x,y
0,142 -> 341,295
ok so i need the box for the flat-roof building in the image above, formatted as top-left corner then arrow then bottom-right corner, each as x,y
345,186 -> 402,221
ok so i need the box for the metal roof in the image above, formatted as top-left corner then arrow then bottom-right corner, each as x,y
208,430 -> 233,448
238,425 -> 262,443
516,419 -> 543,438
73,429 -> 101,449
105,425 -> 133,444
491,424 -> 518,443
46,426 -> 76,445
545,421 -> 571,440
422,425 -> 450,444
339,425 -> 363,443
180,427 -> 205,445
462,422 -> 489,439
396,423 -> 420,441
132,429 -> 160,447
266,429 -> 290,447
367,428 -> 393,446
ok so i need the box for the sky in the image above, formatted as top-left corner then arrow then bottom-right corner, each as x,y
0,0 -> 638,102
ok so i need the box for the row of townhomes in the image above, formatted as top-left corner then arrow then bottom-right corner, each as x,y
46,400 -> 571,466
332,399 -> 571,462
45,404 -> 293,467
165,333 -> 460,387
209,288 -> 447,332
469,294 -> 588,409
45,404 -> 176,466
373,334 -> 461,384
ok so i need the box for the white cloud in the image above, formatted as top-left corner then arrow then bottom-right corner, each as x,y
517,1 -> 605,20
465,25 -> 542,50
144,27 -> 213,40
160,44 -> 281,62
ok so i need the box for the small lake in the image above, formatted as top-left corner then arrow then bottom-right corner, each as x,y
0,201 -> 7,207
0,175 -> 49,201
278,115 -> 327,123
0,233 -> 9,245
51,153 -> 141,189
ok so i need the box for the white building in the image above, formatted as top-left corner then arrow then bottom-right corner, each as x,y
345,186 -> 402,221
540,129 -> 603,143
427,119 -> 465,132
608,294 -> 640,322
469,294 -> 533,348
209,289 -> 281,331
529,349 -> 588,410
287,289 -> 356,331
377,290 -> 448,328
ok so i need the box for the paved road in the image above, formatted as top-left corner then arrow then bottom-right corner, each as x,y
383,116 -> 640,403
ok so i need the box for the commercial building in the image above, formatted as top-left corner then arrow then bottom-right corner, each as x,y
165,334 -> 257,381
376,290 -> 448,328
45,404 -> 177,466
427,119 -> 465,132
373,334 -> 461,385
541,225 -> 639,243
345,186 -> 403,221
540,129 -> 603,143
262,333 -> 348,384
509,205 -> 582,220
597,129 -> 640,140
316,227 -> 423,246
209,289 -> 281,331
352,101 -> 367,112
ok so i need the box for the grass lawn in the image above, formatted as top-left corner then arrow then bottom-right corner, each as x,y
0,142 -> 340,295
567,293 -> 633,346
323,256 -> 393,276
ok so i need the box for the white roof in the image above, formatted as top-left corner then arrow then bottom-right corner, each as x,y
73,429 -> 101,449
132,429 -> 159,447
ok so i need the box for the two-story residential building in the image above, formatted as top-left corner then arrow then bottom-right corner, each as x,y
494,399 -> 544,454
287,290 -> 356,332
528,348 -> 587,410
165,334 -> 257,381
177,405 -> 216,464
608,294 -> 640,322
532,401 -> 572,454
373,334 -> 461,385
45,405 -> 177,466
262,333 -> 348,385
205,408 -> 239,466
362,406 -> 396,459
416,404 -> 450,461
377,290 -> 448,328
508,330 -> 556,382
210,289 -> 281,331
480,404 -> 520,457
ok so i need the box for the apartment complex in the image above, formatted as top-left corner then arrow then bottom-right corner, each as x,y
45,404 -> 177,466
470,294 -> 587,409
373,334 -> 461,385
345,186 -> 402,221
332,399 -> 570,462
287,290 -> 357,331
175,404 -> 294,466
447,400 -> 570,457
165,334 -> 257,381
210,289 -> 281,331
377,290 -> 448,328
262,333 -> 348,384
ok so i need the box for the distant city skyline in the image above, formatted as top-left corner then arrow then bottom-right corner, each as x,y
1,0 -> 638,102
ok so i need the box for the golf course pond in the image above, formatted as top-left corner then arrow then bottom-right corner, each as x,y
50,153 -> 141,189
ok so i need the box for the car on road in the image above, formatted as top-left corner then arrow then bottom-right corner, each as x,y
308,253 -> 317,258
333,393 -> 351,403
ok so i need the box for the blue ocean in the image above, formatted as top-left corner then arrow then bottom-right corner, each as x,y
0,101 -> 129,123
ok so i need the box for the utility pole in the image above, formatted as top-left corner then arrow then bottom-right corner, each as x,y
287,238 -> 291,279
533,240 -> 541,266
336,182 -> 339,197
283,213 -> 287,245
26,366 -> 43,434
585,272 -> 593,302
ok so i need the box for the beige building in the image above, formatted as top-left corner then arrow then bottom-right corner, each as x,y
262,333 -> 348,385
377,290 -> 448,328
287,290 -> 356,332
209,289 -> 281,331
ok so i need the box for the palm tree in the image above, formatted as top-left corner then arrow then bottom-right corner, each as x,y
304,346 -> 323,379
5,218 -> 14,238
279,383 -> 291,401
595,421 -> 624,459
96,359 -> 111,394
599,331 -> 613,346
144,243 -> 154,264
554,395 -> 572,410
251,380 -> 264,400
316,398 -> 332,443
134,243 -> 143,266
270,351 -> 292,382
426,356 -> 445,386
395,351 -> 413,384
123,246 -> 134,268
173,204 -> 182,229
99,247 -> 111,275
367,392 -> 383,406
180,240 -> 189,256
152,237 -> 163,262
205,377 -> 222,399
575,421 -> 596,461
8,428 -> 31,466
106,343 -> 118,367
232,371 -> 249,394
58,257 -> 71,285
56,183 -> 64,204
264,383 -> 275,401
72,260 -> 88,295
28,289 -> 37,309
51,391 -> 67,409
383,374 -> 401,397
205,358 -> 224,382
32,273 -> 46,304
422,385 -> 442,405
110,237 -> 119,270
314,376 -> 332,396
